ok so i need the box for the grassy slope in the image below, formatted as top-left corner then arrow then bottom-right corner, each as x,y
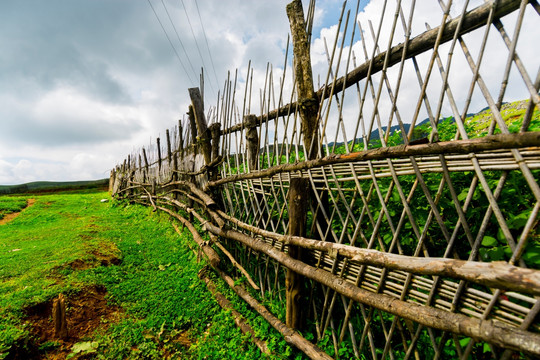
0,192 -> 294,359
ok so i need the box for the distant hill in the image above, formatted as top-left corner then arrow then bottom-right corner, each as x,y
0,179 -> 109,195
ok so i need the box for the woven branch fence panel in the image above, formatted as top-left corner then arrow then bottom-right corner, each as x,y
112,0 -> 540,358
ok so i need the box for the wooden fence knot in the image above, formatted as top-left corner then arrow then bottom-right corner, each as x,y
298,97 -> 318,110
244,114 -> 258,128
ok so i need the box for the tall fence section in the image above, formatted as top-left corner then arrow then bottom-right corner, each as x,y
111,0 -> 540,358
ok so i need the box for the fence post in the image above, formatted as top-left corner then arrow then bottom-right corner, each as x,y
166,129 -> 172,165
286,177 -> 309,329
157,137 -> 162,173
245,114 -> 263,230
287,0 -> 329,242
286,0 -> 319,160
285,0 -> 320,330
188,105 -> 198,223
245,115 -> 259,171
142,147 -> 149,183
209,122 -> 222,183
188,87 -> 212,167
109,168 -> 115,194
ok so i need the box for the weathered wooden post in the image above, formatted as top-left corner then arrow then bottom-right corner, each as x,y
178,120 -> 184,159
188,87 -> 212,167
166,129 -> 172,165
109,168 -> 116,194
245,115 -> 259,171
209,123 -> 221,164
187,106 -> 198,223
285,0 -> 321,330
286,177 -> 309,329
188,106 -> 198,153
287,0 -> 320,160
245,114 -> 264,231
142,147 -> 149,184
157,137 -> 162,173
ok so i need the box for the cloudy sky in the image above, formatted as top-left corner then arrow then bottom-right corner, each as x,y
0,0 -> 537,185
0,0 -> 339,184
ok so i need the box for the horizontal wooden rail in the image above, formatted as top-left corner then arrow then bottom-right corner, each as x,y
207,132 -> 540,188
202,222 -> 540,356
215,209 -> 540,296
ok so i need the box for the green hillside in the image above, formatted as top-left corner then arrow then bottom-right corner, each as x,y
0,179 -> 109,195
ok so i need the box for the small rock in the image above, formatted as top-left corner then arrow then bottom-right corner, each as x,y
100,199 -> 109,203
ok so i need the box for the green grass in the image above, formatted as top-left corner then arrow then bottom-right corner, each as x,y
0,197 -> 29,220
0,191 -> 293,359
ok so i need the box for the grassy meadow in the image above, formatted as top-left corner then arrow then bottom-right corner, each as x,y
0,191 -> 294,360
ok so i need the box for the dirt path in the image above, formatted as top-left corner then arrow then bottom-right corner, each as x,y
0,198 -> 36,225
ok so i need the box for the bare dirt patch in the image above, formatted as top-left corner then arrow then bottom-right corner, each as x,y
48,246 -> 121,284
0,199 -> 35,225
13,286 -> 122,360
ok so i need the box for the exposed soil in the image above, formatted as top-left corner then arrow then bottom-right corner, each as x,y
48,246 -> 121,284
0,199 -> 35,225
10,286 -> 122,360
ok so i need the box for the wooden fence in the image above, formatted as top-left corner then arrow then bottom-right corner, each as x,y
112,0 -> 540,358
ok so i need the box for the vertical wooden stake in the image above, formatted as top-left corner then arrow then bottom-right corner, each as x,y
286,177 -> 309,330
188,87 -> 212,166
287,0 -> 320,160
209,123 -> 221,163
188,106 -> 198,152
287,0 -> 328,243
109,169 -> 115,194
52,294 -> 68,339
173,126 -> 179,203
245,115 -> 259,171
188,106 -> 198,223
157,137 -> 162,171
143,147 -> 149,183
178,120 -> 184,158
166,129 -> 172,165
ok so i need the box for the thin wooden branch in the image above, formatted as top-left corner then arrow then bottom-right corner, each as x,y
163,180 -> 216,208
174,156 -> 223,176
172,223 -> 198,257
203,223 -> 540,356
211,236 -> 260,291
156,205 -> 220,269
201,274 -> 270,355
206,133 -> 540,189
160,196 -> 225,229
216,268 -> 333,360
140,185 -> 157,212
